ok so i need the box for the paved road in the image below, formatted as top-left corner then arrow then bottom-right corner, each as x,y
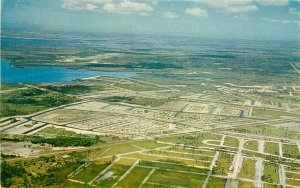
254,159 -> 264,188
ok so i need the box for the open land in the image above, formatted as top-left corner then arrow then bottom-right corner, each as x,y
1,28 -> 300,188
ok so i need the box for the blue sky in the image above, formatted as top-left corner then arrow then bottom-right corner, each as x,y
2,0 -> 300,41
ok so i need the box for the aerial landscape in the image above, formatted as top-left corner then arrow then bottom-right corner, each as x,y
1,0 -> 300,188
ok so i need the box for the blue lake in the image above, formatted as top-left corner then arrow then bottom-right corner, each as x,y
1,60 -> 137,84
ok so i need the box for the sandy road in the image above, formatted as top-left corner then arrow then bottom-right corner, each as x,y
202,151 -> 220,188
279,142 -> 283,158
112,160 -> 140,187
228,139 -> 245,188
279,164 -> 286,188
139,168 -> 155,188
258,140 -> 265,153
254,159 -> 264,188
88,157 -> 121,185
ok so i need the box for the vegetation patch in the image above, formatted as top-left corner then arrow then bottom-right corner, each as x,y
1,87 -> 78,117
231,124 -> 300,140
103,96 -> 172,107
101,143 -> 140,157
95,163 -> 133,187
166,147 -> 215,156
252,108 -> 298,118
286,172 -> 300,179
238,181 -> 254,188
36,126 -> 78,136
124,153 -> 208,167
262,162 -> 279,184
159,132 -> 221,147
1,154 -> 84,187
264,142 -> 279,155
28,135 -> 101,147
72,161 -> 111,183
263,183 -> 281,188
115,166 -> 151,187
282,144 -> 300,159
147,150 -> 213,161
139,160 -> 209,174
147,169 -> 206,187
1,83 -> 23,90
224,136 -> 239,148
238,158 -> 256,179
133,140 -> 169,149
286,179 -> 300,186
206,177 -> 227,188
244,140 -> 258,151
42,84 -> 103,95
212,152 -> 234,175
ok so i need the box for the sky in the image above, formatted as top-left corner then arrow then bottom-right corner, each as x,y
1,0 -> 300,41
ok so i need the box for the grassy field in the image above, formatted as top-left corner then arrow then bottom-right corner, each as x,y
206,140 -> 220,145
123,152 -> 209,167
282,144 -> 300,159
263,183 -> 281,188
144,183 -> 169,188
231,124 -> 300,140
263,162 -> 279,184
57,180 -> 92,187
166,147 -> 215,156
37,126 -> 78,136
147,150 -> 213,162
147,169 -> 206,187
158,132 -> 221,147
114,82 -> 160,92
223,136 -> 239,148
238,158 -> 256,179
264,142 -> 279,155
244,140 -> 258,151
206,177 -> 227,188
72,161 -> 111,183
101,143 -> 140,157
252,108 -> 298,118
139,160 -> 209,174
133,140 -> 169,149
286,172 -> 300,179
115,166 -> 151,187
95,164 -> 131,187
286,179 -> 300,186
213,152 -> 234,176
103,96 -> 172,107
238,181 -> 254,188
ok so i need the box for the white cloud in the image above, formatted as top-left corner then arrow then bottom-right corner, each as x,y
191,0 -> 288,7
151,0 -> 159,5
61,0 -> 111,11
102,0 -> 153,15
263,17 -> 300,26
233,15 -> 250,20
197,0 -> 257,13
163,11 -> 178,19
191,0 -> 288,13
255,0 -> 288,6
85,3 -> 98,11
289,8 -> 300,16
61,0 -> 153,15
185,7 -> 208,17
293,20 -> 300,26
225,5 -> 257,13
263,17 -> 289,24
